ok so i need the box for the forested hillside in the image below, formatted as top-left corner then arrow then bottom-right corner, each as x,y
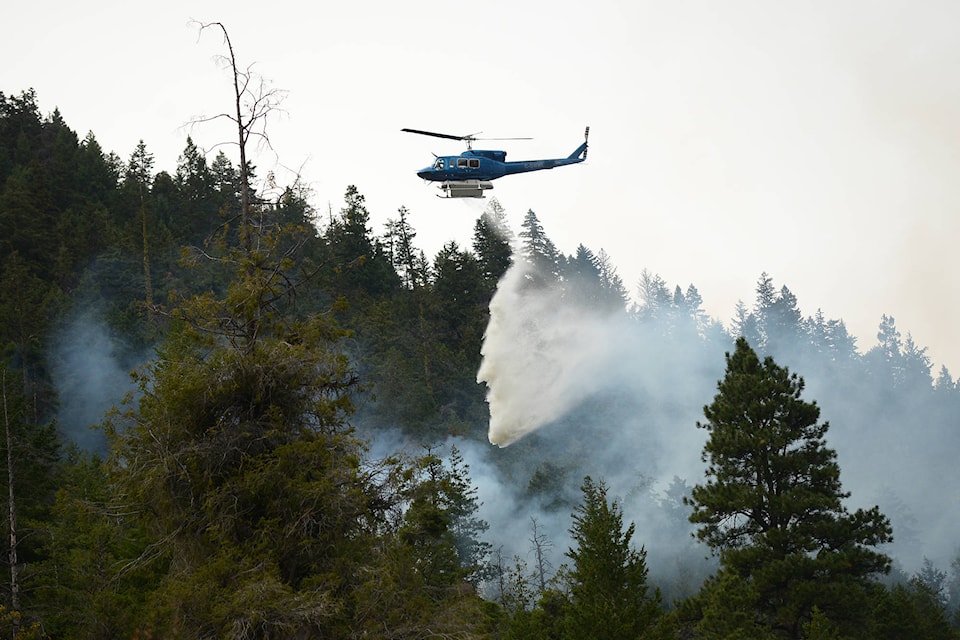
2,88 -> 960,638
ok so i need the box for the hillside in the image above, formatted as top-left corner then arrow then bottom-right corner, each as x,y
2,88 -> 959,638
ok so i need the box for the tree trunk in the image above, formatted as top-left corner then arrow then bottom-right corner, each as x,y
1,370 -> 20,624
140,184 -> 153,308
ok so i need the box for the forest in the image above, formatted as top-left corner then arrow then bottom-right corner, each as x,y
2,81 -> 960,639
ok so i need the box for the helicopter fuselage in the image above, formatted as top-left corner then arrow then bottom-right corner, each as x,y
403,126 -> 588,198
416,143 -> 587,183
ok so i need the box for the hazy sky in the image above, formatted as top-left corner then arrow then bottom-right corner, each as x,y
7,0 -> 960,372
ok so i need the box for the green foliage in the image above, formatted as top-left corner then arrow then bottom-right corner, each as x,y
687,338 -> 893,638
518,208 -> 562,284
33,449 -> 158,639
103,211 -> 373,635
562,476 -> 663,639
692,569 -> 780,639
396,446 -> 491,588
872,580 -> 960,640
5,89 -> 960,639
0,605 -> 47,639
0,362 -> 61,625
323,185 -> 400,299
472,198 -> 513,292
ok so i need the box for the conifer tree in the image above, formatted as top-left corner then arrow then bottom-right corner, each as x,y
687,337 -> 892,638
563,476 -> 662,640
0,361 -> 59,631
106,215 -> 371,635
518,209 -> 561,283
472,198 -> 512,291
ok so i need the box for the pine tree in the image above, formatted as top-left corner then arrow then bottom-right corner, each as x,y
124,140 -> 155,306
517,209 -> 561,284
596,248 -> 628,311
472,197 -> 513,292
562,244 -> 602,307
687,337 -> 892,638
635,269 -> 671,325
563,476 -> 662,640
384,205 -> 423,289
106,210 -> 373,635
324,185 -> 399,298
0,362 -> 60,631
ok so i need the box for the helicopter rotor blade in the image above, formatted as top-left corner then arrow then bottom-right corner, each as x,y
402,128 -> 532,143
401,128 -> 470,142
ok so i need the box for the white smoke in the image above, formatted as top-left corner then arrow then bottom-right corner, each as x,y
477,259 -> 629,447
49,310 -> 141,452
472,251 -> 960,581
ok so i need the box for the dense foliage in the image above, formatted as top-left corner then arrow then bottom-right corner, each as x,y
1,88 -> 959,638
686,338 -> 892,638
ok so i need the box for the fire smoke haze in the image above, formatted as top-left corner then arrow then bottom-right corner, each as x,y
474,253 -> 960,581
478,259 -> 630,447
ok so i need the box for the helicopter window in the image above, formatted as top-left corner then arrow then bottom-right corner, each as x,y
434,158 -> 444,170
457,158 -> 468,168
469,158 -> 480,168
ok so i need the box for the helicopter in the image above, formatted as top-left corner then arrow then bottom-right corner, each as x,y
402,126 -> 589,198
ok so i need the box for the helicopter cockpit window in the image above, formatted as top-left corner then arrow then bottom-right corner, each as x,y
433,158 -> 444,170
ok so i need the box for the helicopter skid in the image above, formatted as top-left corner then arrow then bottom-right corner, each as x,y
437,180 -> 494,198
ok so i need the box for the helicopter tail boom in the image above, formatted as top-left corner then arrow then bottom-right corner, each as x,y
567,141 -> 588,160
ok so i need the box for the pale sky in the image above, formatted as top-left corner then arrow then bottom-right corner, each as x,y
7,0 -> 960,373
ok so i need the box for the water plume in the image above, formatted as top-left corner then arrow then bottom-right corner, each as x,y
477,259 -> 626,447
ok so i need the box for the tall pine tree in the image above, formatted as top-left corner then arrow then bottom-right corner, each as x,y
687,337 -> 892,638
563,476 -> 662,640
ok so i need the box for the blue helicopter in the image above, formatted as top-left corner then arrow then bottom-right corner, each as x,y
402,127 -> 589,198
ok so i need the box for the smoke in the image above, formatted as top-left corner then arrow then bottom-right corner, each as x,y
49,309 -> 142,453
478,259 -> 629,447
471,253 -> 960,587
468,255 -> 728,598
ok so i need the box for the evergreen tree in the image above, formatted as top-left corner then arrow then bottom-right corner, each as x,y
865,314 -> 905,388
170,136 -> 219,240
426,242 -> 489,432
596,248 -> 629,311
563,476 -> 662,640
349,446 -> 492,639
106,214 -> 375,635
635,269 -> 671,325
562,244 -> 603,307
123,140 -> 155,306
517,209 -> 561,284
872,580 -> 960,640
384,205 -> 424,290
472,197 -> 513,293
35,449 -> 156,639
396,446 -> 490,588
900,332 -> 933,392
731,299 -> 762,348
764,285 -> 803,356
753,272 -> 777,349
687,337 -> 892,638
324,185 -> 399,298
0,362 -> 60,630
210,150 -> 241,215
0,91 -> 43,185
